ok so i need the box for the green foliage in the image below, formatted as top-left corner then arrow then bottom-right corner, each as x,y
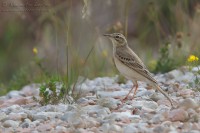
154,43 -> 175,73
187,56 -> 200,91
38,77 -> 67,105
194,75 -> 200,91
189,70 -> 200,91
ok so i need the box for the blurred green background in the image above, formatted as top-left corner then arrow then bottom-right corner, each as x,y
0,0 -> 200,95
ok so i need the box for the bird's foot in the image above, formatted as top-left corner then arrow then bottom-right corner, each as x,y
121,97 -> 128,103
113,105 -> 122,111
130,96 -> 135,100
114,97 -> 128,110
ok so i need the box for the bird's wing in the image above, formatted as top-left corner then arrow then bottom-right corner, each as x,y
116,48 -> 157,83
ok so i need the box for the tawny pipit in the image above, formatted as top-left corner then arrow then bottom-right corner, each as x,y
104,33 -> 174,108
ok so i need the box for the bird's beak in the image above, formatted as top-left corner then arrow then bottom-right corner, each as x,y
103,34 -> 112,37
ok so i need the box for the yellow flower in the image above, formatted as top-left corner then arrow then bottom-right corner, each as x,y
102,50 -> 108,57
187,55 -> 199,62
33,47 -> 38,55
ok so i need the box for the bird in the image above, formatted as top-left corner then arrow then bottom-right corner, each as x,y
103,33 -> 174,108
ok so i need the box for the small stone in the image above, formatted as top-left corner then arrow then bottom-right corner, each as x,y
189,130 -> 200,133
31,112 -> 62,121
32,114 -> 48,121
192,66 -> 200,72
168,108 -> 188,122
176,72 -> 194,82
109,124 -> 122,132
136,90 -> 154,97
15,127 -> 32,133
179,98 -> 198,110
60,112 -> 78,122
137,123 -> 149,132
83,105 -> 110,118
161,121 -> 172,127
131,100 -> 158,110
8,112 -> 27,121
187,108 -> 199,122
123,124 -> 138,133
97,97 -> 120,110
24,118 -> 32,123
32,131 -> 39,133
177,89 -> 194,98
1,105 -> 22,114
157,99 -> 171,107
20,122 -> 29,128
150,114 -> 165,124
84,117 -> 100,128
7,90 -> 21,99
100,123 -> 122,133
153,125 -> 170,133
3,120 -> 20,128
150,93 -> 164,102
105,112 -> 129,123
192,123 -> 200,130
0,112 -> 8,121
60,112 -> 86,128
55,126 -> 67,132
20,84 -> 39,96
166,70 -> 183,79
31,120 -> 40,127
37,123 -> 53,132
77,97 -> 90,105
55,104 -> 68,112
0,97 -> 28,108
97,90 -> 128,98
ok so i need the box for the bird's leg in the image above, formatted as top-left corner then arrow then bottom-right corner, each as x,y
122,84 -> 135,101
115,84 -> 135,110
115,82 -> 137,110
130,82 -> 138,100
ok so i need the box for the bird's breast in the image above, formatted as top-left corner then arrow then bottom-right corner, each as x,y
113,55 -> 150,83
113,56 -> 136,80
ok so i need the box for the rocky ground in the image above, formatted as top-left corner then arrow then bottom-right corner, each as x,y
0,67 -> 200,133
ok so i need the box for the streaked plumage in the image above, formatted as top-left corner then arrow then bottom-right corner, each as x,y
104,33 -> 174,108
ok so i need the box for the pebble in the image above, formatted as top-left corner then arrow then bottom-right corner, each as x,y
20,84 -> 39,96
100,123 -> 122,132
166,69 -> 184,79
123,124 -> 138,133
179,98 -> 198,110
55,126 -> 67,132
96,90 -> 128,98
131,100 -> 158,110
0,97 -> 28,108
7,90 -> 22,99
177,89 -> 194,98
0,67 -> 199,132
150,114 -> 165,124
168,108 -> 188,122
97,97 -> 120,110
136,90 -> 154,97
153,125 -> 170,133
3,120 -> 20,128
0,112 -> 8,121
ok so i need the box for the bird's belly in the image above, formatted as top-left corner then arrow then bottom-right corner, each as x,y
114,57 -> 146,82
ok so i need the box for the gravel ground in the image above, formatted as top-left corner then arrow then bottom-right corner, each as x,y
0,67 -> 200,133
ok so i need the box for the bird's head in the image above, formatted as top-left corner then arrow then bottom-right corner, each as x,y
104,33 -> 127,47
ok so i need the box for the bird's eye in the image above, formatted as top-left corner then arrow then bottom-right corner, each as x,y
115,36 -> 119,39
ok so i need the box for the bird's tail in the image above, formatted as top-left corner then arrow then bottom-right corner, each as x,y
153,84 -> 174,108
